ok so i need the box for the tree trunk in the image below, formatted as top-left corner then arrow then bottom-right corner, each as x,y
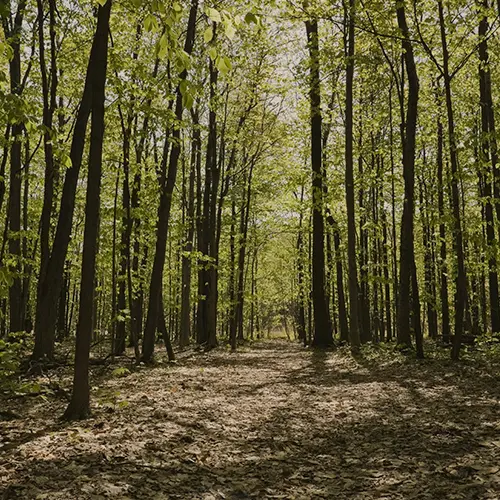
396,0 -> 419,350
437,0 -> 467,360
179,112 -> 199,347
32,0 -> 99,360
141,0 -> 198,362
36,0 -> 58,305
478,2 -> 500,333
305,17 -> 332,347
5,0 -> 26,334
344,0 -> 361,350
63,0 -> 111,420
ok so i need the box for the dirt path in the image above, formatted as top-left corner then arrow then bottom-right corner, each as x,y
1,340 -> 499,499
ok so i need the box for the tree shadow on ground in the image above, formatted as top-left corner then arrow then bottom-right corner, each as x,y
1,341 -> 499,499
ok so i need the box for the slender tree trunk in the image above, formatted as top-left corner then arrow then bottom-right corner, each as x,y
32,0 -> 100,360
141,0 -> 198,362
179,113 -> 199,347
64,0 -> 111,420
435,88 -> 451,342
206,53 -> 219,350
389,84 -> 399,331
229,198 -> 237,349
5,0 -> 26,334
437,0 -> 466,360
158,293 -> 175,361
478,2 -> 500,333
344,0 -> 360,350
305,17 -> 332,347
358,122 -> 371,342
380,176 -> 393,341
235,157 -> 256,343
36,0 -> 58,301
395,0 -> 419,351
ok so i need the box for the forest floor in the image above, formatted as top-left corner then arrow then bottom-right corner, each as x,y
1,340 -> 500,499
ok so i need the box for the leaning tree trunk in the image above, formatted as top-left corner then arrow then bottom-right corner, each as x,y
63,0 -> 111,420
32,0 -> 99,360
141,0 -> 199,362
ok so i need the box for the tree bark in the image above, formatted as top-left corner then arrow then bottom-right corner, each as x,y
64,0 -> 111,420
437,0 -> 467,360
395,0 -> 420,350
32,0 -> 100,360
344,0 -> 361,350
305,17 -> 333,347
478,1 -> 500,333
141,0 -> 198,362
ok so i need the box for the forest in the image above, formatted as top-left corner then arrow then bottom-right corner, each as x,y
1,0 -> 500,497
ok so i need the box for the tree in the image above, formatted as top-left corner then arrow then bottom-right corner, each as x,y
64,0 -> 112,420
344,0 -> 360,351
395,0 -> 420,355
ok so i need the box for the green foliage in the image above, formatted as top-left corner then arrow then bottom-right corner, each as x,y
0,332 -> 32,390
111,367 -> 131,378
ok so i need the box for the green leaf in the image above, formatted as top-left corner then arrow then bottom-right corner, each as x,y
208,46 -> 217,61
224,20 -> 236,40
172,2 -> 182,12
208,47 -> 217,61
183,92 -> 194,110
204,27 -> 213,43
216,55 -> 232,76
96,0 -> 107,6
179,79 -> 188,96
62,154 -> 72,169
207,8 -> 221,23
158,32 -> 168,59
244,12 -> 257,24
144,13 -> 158,32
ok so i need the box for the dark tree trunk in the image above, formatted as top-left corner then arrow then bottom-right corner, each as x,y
4,0 -> 26,334
197,48 -> 219,350
358,126 -> 371,343
63,0 -> 111,420
478,2 -> 500,333
420,172 -> 438,339
389,84 -> 399,332
141,0 -> 198,362
305,17 -> 332,347
158,293 -> 175,361
344,0 -> 361,350
32,0 -> 100,360
437,0 -> 467,360
234,157 -> 256,343
206,54 -> 219,350
36,0 -> 58,304
229,199 -> 237,349
326,215 -> 348,342
396,0 -> 419,350
380,177 -> 393,342
179,111 -> 199,348
57,263 -> 70,340
435,87 -> 451,343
